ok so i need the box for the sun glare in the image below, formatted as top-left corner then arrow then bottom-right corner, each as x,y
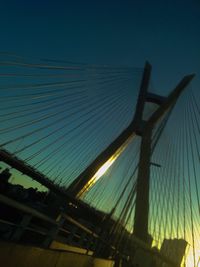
77,133 -> 135,198
184,246 -> 200,267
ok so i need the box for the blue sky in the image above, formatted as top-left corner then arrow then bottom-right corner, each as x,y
0,0 -> 199,94
0,0 -> 199,191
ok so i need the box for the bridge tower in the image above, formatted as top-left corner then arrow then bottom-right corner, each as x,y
0,60 -> 194,245
66,62 -> 194,243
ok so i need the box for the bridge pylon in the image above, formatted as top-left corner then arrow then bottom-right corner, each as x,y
66,62 -> 194,244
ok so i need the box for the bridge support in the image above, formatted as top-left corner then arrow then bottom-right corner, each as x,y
133,74 -> 195,243
66,62 -> 152,198
0,61 -> 194,252
65,63 -> 194,246
134,127 -> 152,243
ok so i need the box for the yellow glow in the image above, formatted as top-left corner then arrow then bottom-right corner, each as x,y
152,238 -> 200,267
184,246 -> 200,267
77,133 -> 135,198
94,158 -> 116,180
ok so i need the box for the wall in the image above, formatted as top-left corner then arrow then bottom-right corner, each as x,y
0,241 -> 114,267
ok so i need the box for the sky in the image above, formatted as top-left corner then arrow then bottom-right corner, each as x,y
0,0 -> 199,94
0,1 -> 200,265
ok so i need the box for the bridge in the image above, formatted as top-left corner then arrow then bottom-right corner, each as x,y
0,54 -> 199,267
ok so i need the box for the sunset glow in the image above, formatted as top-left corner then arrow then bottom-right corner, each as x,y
77,133 -> 135,198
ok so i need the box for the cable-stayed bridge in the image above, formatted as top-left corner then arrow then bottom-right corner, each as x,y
0,54 -> 199,267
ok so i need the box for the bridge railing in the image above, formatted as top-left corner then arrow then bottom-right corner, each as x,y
0,193 -> 178,267
0,193 -> 116,255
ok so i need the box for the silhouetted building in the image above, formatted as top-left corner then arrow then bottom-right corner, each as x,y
160,238 -> 187,266
0,168 -> 12,183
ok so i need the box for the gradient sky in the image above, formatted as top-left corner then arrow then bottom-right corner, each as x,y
0,2 -> 200,264
0,0 -> 199,94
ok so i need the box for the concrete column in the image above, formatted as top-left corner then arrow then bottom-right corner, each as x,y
134,127 -> 152,243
